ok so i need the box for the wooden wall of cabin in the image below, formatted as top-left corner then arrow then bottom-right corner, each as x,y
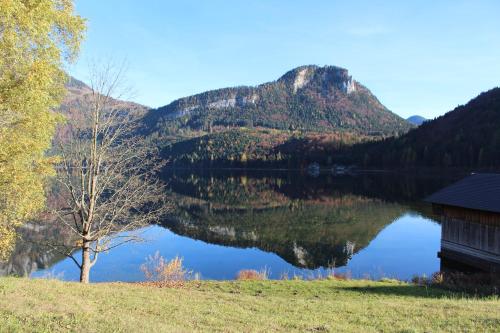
441,218 -> 500,256
432,204 -> 500,226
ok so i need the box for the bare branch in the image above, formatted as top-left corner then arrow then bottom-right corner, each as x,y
50,61 -> 169,283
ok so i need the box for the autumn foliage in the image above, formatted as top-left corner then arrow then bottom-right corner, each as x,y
0,0 -> 85,260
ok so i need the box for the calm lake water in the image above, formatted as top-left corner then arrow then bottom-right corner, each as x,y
2,169 -> 471,281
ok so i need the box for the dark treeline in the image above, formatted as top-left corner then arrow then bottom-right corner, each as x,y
342,87 -> 500,168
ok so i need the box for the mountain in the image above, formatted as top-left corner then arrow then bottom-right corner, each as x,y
142,65 -> 414,167
406,115 -> 426,126
350,87 -> 500,168
60,77 -> 148,118
144,65 -> 411,137
54,77 -> 149,144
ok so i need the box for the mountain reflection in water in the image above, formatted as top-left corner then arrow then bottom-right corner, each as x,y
2,169 -> 484,281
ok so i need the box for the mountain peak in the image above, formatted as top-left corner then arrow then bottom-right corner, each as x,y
278,65 -> 356,94
146,64 -> 411,136
406,115 -> 426,126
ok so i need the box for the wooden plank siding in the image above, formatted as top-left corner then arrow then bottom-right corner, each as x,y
432,203 -> 500,226
442,218 -> 500,256
438,215 -> 500,271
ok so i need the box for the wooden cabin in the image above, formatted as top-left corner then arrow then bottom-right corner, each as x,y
426,173 -> 500,272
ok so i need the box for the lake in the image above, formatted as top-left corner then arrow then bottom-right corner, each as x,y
0,169 -> 483,281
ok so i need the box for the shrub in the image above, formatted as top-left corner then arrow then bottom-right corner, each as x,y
236,268 -> 268,280
140,251 -> 192,287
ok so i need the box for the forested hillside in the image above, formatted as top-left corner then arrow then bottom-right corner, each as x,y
54,77 -> 149,144
163,128 -> 371,168
348,87 -> 500,168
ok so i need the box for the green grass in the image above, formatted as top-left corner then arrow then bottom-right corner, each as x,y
0,277 -> 499,332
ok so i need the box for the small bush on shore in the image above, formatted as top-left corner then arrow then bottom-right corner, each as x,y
236,269 -> 269,280
140,251 -> 192,287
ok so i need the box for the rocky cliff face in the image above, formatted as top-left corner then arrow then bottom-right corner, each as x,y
144,65 -> 412,137
278,65 -> 356,95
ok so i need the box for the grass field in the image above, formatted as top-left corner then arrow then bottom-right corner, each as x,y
0,277 -> 499,332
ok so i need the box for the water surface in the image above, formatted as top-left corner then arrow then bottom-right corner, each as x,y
2,170 -> 470,281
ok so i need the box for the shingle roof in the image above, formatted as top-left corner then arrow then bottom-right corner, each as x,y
425,173 -> 500,213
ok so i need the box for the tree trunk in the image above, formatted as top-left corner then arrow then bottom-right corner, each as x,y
80,240 -> 91,283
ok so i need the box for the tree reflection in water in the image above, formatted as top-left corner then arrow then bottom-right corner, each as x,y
3,169 -> 476,278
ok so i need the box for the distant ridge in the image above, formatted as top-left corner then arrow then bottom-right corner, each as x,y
406,115 -> 426,126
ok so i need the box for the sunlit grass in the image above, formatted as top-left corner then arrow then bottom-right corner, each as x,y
0,277 -> 499,332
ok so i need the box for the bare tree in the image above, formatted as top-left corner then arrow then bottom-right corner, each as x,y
53,63 -> 167,283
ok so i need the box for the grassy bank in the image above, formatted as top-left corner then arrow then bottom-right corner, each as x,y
0,277 -> 499,332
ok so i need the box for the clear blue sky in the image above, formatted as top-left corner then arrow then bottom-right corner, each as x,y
70,0 -> 500,119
